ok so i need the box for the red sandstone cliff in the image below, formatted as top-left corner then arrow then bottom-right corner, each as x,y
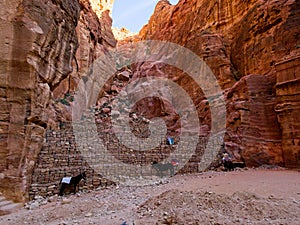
0,0 -> 299,204
136,0 -> 300,168
0,0 -> 115,202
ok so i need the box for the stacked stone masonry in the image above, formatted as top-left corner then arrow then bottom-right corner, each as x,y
30,120 -> 213,199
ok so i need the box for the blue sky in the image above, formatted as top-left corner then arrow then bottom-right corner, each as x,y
112,0 -> 179,33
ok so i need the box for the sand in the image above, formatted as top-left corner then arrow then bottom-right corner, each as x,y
0,168 -> 299,225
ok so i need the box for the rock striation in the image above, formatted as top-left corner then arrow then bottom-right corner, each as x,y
275,55 -> 300,168
225,75 -> 282,166
0,0 -> 115,202
137,0 -> 300,167
0,0 -> 299,203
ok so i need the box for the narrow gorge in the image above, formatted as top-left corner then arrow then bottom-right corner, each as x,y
0,0 -> 299,205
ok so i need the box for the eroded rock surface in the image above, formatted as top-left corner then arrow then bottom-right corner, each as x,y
0,0 -> 299,203
135,0 -> 300,167
275,55 -> 300,168
0,0 -> 115,202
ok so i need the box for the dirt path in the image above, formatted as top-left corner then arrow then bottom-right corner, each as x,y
176,169 -> 300,199
0,168 -> 299,225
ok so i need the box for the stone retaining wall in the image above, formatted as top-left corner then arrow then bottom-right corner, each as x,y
29,121 -> 215,199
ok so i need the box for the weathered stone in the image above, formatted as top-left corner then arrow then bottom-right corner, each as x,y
137,0 -> 300,168
102,107 -> 111,114
90,0 -> 114,17
62,198 -> 72,205
1,0 -> 300,204
117,71 -> 131,81
112,27 -> 137,41
275,55 -> 300,169
0,0 -> 116,203
225,75 -> 283,166
111,85 -> 119,93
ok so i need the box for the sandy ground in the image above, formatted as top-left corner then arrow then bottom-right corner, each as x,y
0,168 -> 299,225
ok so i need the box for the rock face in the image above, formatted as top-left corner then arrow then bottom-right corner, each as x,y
226,75 -> 282,166
53,0 -> 116,100
1,0 -> 299,203
112,27 -> 138,41
137,0 -> 300,167
0,0 -> 115,202
275,55 -> 300,168
90,0 -> 114,17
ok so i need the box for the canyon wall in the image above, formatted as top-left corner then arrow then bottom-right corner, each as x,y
0,0 -> 115,202
1,0 -> 299,202
275,55 -> 300,168
138,0 -> 300,167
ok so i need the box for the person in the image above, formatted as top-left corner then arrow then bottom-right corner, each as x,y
171,158 -> 179,166
222,153 -> 233,171
167,136 -> 174,145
